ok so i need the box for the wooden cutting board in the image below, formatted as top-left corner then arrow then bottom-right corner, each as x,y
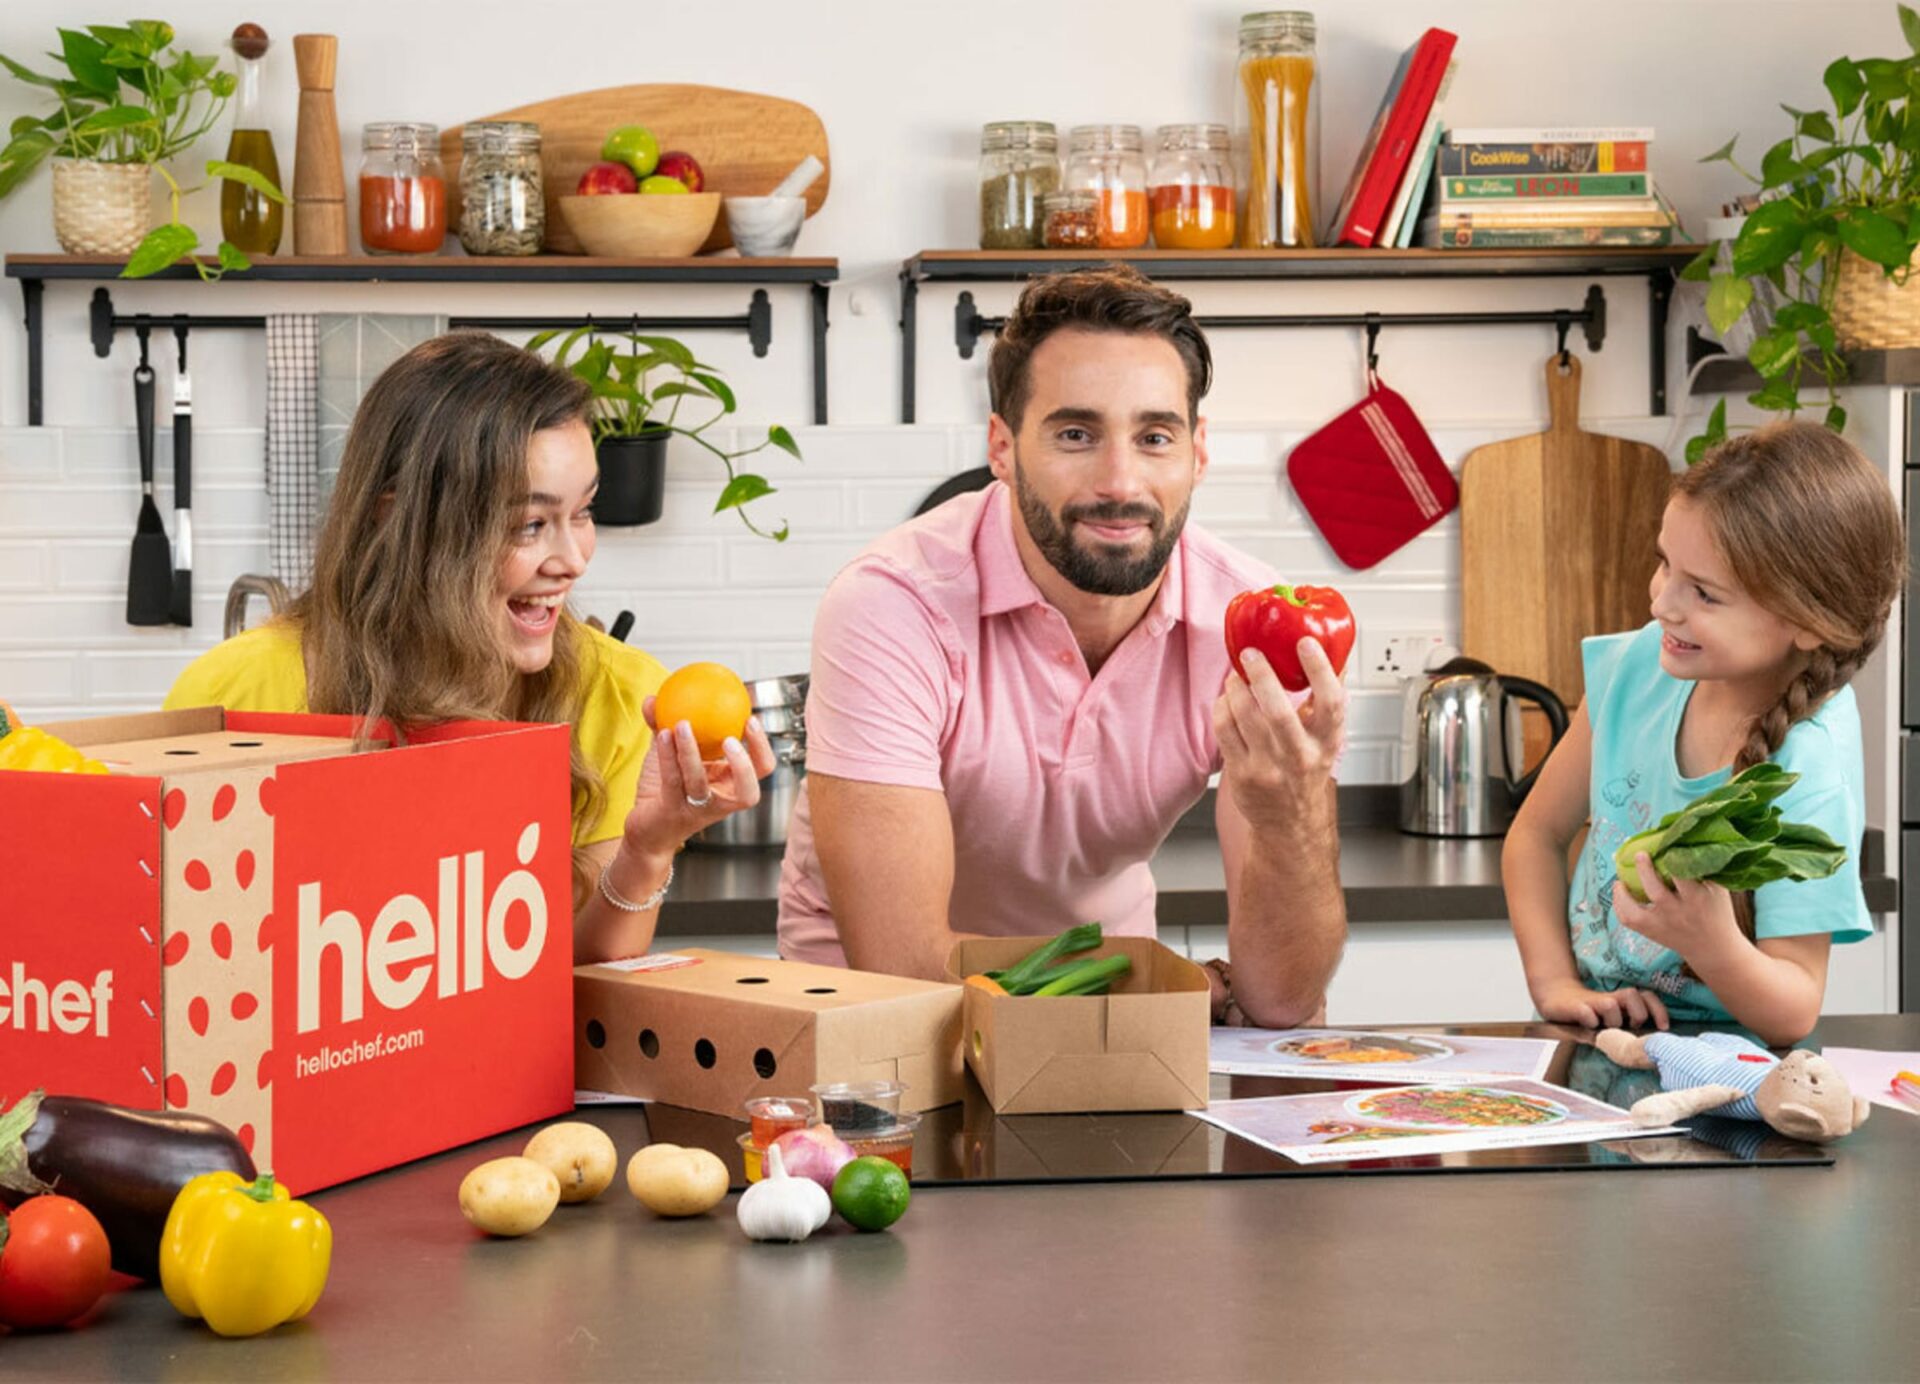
441,83 -> 830,255
1460,354 -> 1673,707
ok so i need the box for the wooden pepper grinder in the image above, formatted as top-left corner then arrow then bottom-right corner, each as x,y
291,34 -> 346,254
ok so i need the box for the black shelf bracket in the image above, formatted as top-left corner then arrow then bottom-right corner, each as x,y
953,282 -> 1608,362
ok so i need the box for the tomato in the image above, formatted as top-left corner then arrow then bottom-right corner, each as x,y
0,1195 -> 112,1329
1223,584 -> 1356,692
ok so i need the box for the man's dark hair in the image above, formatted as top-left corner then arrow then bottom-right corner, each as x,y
987,265 -> 1213,429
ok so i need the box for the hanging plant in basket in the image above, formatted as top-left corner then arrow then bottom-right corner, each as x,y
1689,2 -> 1920,455
528,322 -> 801,539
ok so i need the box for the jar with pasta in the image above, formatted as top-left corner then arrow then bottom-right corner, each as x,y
1150,124 -> 1235,250
1064,125 -> 1149,250
1235,11 -> 1319,248
459,120 -> 544,256
979,121 -> 1060,249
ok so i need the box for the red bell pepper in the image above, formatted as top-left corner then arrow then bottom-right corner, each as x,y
1224,584 -> 1356,692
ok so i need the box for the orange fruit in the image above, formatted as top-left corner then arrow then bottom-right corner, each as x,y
653,662 -> 751,759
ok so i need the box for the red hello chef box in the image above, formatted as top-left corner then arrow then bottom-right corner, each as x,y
0,706 -> 576,1191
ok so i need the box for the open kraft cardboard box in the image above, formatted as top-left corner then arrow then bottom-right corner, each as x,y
574,949 -> 964,1119
948,935 -> 1211,1114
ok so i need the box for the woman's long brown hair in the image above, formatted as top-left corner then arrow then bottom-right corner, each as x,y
1675,420 -> 1905,936
292,332 -> 606,874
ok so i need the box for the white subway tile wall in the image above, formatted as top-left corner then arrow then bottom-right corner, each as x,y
0,415 -> 1674,785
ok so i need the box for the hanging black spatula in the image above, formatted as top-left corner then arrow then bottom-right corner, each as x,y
168,325 -> 193,627
126,331 -> 172,626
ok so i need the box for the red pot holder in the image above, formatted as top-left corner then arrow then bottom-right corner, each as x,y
1286,373 -> 1458,569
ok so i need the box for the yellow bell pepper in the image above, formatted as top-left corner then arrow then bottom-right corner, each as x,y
0,702 -> 106,774
161,1171 -> 332,1337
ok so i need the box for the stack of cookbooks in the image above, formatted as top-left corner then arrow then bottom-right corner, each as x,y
1416,126 -> 1678,248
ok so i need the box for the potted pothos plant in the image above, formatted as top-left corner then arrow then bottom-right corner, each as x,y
527,324 -> 800,539
0,20 -> 285,279
1687,4 -> 1920,457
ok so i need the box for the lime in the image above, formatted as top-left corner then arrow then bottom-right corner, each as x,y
638,175 -> 691,196
830,1156 -> 910,1232
602,125 -> 660,178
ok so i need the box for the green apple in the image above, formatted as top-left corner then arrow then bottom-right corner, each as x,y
601,125 -> 660,178
638,175 -> 691,195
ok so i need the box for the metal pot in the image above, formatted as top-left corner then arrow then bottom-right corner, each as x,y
1397,657 -> 1568,838
691,673 -> 807,849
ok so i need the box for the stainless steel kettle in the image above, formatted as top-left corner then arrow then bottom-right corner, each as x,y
1397,657 -> 1568,837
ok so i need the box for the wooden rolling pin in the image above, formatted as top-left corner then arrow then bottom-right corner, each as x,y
292,34 -> 346,254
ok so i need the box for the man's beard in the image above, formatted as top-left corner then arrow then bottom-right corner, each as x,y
1011,453 -> 1189,597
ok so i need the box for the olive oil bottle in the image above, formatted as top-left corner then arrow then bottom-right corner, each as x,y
221,23 -> 283,255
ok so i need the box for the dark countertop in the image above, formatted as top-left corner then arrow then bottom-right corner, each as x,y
664,787 -> 1897,937
10,1014 -> 1916,1383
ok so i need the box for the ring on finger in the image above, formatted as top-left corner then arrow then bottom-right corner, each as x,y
684,792 -> 712,808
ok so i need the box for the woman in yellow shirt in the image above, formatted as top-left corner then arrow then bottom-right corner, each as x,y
167,332 -> 773,963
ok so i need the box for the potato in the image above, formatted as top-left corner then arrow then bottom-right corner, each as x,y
459,1156 -> 561,1237
626,1143 -> 729,1217
523,1121 -> 618,1204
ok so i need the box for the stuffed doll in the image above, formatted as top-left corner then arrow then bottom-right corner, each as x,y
1594,1029 -> 1870,1142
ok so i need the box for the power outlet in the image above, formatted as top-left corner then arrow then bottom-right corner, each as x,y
1362,630 -> 1453,688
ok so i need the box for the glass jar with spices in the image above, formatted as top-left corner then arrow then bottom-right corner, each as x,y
459,121 -> 544,257
1150,124 -> 1235,250
1235,11 -> 1319,248
358,122 -> 446,255
1065,125 -> 1149,249
979,121 -> 1060,250
1041,190 -> 1099,249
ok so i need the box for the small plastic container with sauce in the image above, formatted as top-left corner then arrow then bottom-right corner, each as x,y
358,121 -> 445,255
744,1095 -> 815,1149
809,1080 -> 905,1137
1150,124 -> 1236,250
736,1130 -> 767,1183
843,1111 -> 922,1179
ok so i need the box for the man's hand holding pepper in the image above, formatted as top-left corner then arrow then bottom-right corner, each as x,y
1215,637 -> 1346,830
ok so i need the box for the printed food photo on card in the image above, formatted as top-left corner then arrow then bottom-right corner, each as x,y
1209,1027 -> 1557,1084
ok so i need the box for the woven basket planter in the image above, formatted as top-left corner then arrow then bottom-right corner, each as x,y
1831,246 -> 1920,350
50,158 -> 152,256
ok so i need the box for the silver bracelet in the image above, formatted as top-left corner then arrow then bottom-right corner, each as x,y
597,856 -> 673,913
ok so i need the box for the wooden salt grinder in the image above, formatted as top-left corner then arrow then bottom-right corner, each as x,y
291,34 -> 346,254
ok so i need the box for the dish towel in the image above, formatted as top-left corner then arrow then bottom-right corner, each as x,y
264,314 -> 319,590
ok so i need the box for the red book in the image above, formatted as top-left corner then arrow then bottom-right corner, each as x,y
1330,27 -> 1459,248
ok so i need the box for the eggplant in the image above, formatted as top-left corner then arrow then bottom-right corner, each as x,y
0,1090 -> 256,1281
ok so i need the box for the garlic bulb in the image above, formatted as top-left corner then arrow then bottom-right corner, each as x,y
737,1144 -> 832,1242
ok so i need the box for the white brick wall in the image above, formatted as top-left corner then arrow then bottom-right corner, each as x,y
0,413 -> 1677,783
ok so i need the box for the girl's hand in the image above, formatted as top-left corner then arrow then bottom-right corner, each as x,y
1533,974 -> 1671,1031
622,697 -> 777,859
1612,854 -> 1743,963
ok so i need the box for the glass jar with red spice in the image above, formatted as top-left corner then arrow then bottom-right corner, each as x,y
1150,124 -> 1236,249
1065,125 -> 1149,249
358,122 -> 446,255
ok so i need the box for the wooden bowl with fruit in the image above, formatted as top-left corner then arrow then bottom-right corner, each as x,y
560,187 -> 722,258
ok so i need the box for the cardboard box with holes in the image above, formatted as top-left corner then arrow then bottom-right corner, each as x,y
574,949 -> 964,1118
0,706 -> 575,1190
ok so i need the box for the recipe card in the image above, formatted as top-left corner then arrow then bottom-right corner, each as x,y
1209,1027 -> 1558,1084
1194,1079 -> 1678,1165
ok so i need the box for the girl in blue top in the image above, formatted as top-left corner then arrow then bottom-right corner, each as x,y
1505,422 -> 1904,1045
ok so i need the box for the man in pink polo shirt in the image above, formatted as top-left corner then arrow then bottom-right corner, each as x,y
777,266 -> 1346,1027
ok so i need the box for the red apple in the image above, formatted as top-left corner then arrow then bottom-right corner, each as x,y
577,161 -> 639,196
653,150 -> 704,193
